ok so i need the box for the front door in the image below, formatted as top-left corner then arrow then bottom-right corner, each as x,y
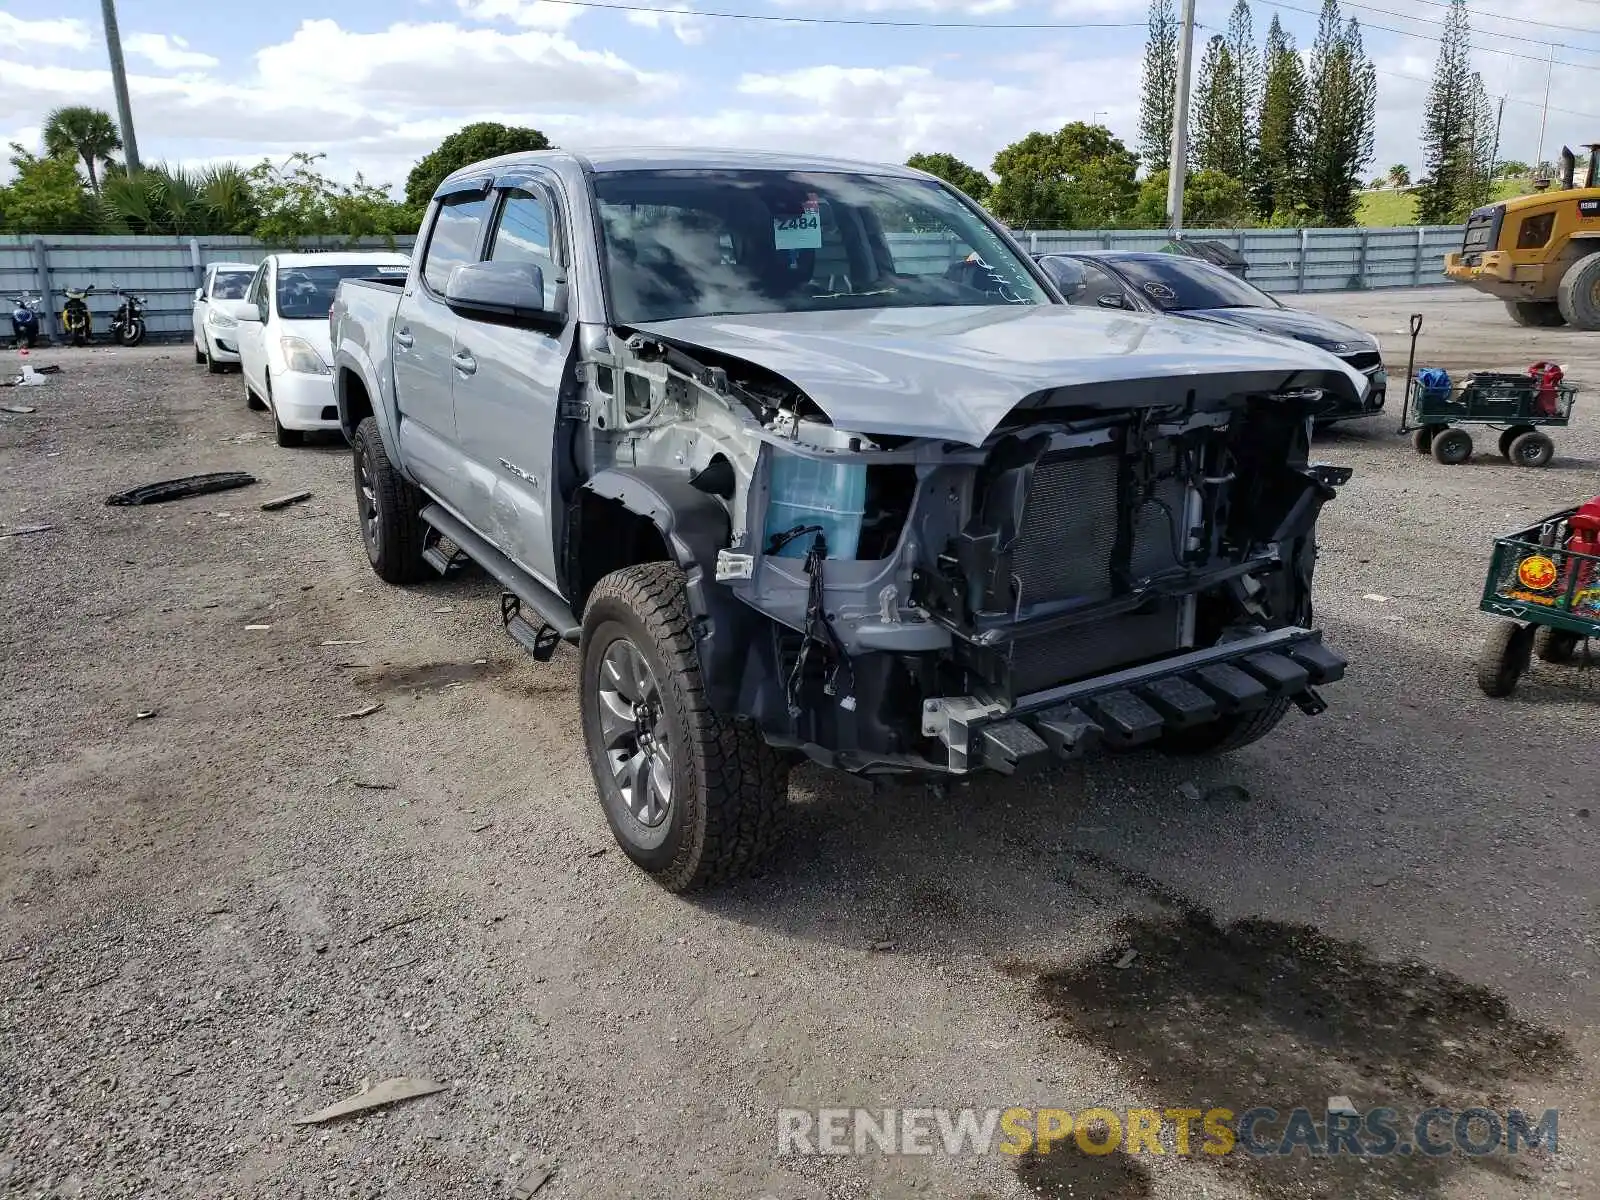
237,261 -> 271,396
450,178 -> 572,588
393,184 -> 493,508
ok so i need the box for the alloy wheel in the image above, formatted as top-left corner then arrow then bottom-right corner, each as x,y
595,637 -> 673,828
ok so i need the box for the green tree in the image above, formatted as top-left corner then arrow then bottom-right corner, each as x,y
0,144 -> 95,233
1415,0 -> 1491,223
1128,168 -> 1250,226
41,105 -> 122,195
1192,36 -> 1249,181
905,152 -> 991,202
989,123 -> 1139,228
405,122 -> 551,209
1305,1 -> 1376,226
1494,159 -> 1529,178
251,153 -> 417,247
1386,163 -> 1411,187
1224,0 -> 1260,186
1138,0 -> 1179,173
95,163 -> 263,235
1254,15 -> 1308,220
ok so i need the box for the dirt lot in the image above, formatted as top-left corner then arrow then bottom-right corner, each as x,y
2,288 -> 1597,1199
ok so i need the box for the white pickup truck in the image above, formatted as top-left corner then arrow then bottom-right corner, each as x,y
330,148 -> 1359,891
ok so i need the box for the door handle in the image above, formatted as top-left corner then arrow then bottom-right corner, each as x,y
452,350 -> 477,376
394,328 -> 414,348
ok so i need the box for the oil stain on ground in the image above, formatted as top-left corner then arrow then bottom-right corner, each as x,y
1014,1145 -> 1153,1198
1011,854 -> 1571,1200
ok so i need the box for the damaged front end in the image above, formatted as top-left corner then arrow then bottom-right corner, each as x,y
584,323 -> 1351,779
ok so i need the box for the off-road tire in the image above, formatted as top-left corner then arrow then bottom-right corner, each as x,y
1477,621 -> 1533,697
1509,430 -> 1554,468
1534,625 -> 1580,664
581,562 -> 788,892
351,416 -> 430,584
1412,426 -> 1436,454
1505,300 -> 1566,328
1431,428 -> 1473,465
1159,697 -> 1292,756
1557,252 -> 1600,330
1498,426 -> 1533,460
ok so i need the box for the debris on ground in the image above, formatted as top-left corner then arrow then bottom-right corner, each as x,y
321,639 -> 366,647
0,524 -> 55,538
105,472 -> 257,507
472,821 -> 493,833
352,912 -> 430,946
510,1165 -> 556,1198
134,709 -> 156,720
1362,593 -> 1390,603
336,702 -> 384,720
1327,1095 -> 1358,1116
585,846 -> 607,858
259,490 -> 313,511
352,780 -> 396,791
1203,784 -> 1251,804
1177,781 -> 1203,802
2,404 -> 36,414
245,624 -> 271,632
869,940 -> 896,952
1113,949 -> 1139,969
290,1076 -> 446,1126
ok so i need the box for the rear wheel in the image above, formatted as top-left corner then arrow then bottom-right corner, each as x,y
1505,299 -> 1566,327
1498,426 -> 1533,459
1534,626 -> 1580,664
1509,430 -> 1554,468
581,562 -> 789,892
1477,621 -> 1534,697
1411,426 -> 1436,454
1431,427 -> 1473,464
1557,252 -> 1600,330
352,416 -> 430,584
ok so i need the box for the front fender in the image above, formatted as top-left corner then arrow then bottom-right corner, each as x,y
332,344 -> 402,466
582,466 -> 730,573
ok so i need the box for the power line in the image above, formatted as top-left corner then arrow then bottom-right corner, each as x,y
519,0 -> 1148,28
1345,0 -> 1600,42
1369,65 -> 1600,121
1256,0 -> 1600,73
1335,0 -> 1600,55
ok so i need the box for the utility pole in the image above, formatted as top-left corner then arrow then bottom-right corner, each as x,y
1165,0 -> 1198,235
100,0 -> 140,173
1488,95 -> 1504,183
1534,45 -> 1554,174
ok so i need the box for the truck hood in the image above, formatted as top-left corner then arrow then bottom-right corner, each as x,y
633,305 -> 1369,445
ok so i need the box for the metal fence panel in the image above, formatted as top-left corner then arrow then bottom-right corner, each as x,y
3,224 -> 1462,343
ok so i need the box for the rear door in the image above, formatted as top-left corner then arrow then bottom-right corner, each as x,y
450,174 -> 572,587
392,181 -> 493,508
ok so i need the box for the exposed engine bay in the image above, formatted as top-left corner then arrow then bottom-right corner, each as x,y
574,315 -> 1352,778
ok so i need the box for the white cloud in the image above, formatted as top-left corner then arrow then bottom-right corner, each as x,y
0,12 -> 92,51
626,4 -> 708,45
124,33 -> 220,72
456,0 -> 582,29
765,0 -> 1019,12
253,19 -> 671,111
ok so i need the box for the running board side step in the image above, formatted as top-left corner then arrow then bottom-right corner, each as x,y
419,504 -> 580,644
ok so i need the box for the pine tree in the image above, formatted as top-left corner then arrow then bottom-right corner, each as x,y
1255,15 -> 1308,220
1468,72 -> 1498,210
1193,36 -> 1250,181
1416,0 -> 1489,223
1139,0 -> 1179,173
1306,0 -> 1376,225
1224,0 -> 1260,191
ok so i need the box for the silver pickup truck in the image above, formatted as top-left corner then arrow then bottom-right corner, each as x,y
330,148 -> 1360,892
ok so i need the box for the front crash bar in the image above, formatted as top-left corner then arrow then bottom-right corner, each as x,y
922,626 -> 1345,774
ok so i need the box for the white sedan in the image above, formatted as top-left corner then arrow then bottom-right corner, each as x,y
192,261 -> 258,373
236,252 -> 410,447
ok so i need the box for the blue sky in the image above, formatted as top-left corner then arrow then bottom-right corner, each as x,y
5,0 -> 1600,199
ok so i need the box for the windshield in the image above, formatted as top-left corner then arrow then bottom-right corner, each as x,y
1108,256 -> 1282,312
593,168 -> 1049,325
211,271 -> 254,300
274,262 -> 407,321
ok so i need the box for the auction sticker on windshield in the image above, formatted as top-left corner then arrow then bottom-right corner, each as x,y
774,197 -> 822,250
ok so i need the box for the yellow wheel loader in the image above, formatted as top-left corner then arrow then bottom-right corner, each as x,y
1444,146 -> 1600,329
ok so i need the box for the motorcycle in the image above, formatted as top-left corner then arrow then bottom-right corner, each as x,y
59,283 -> 148,347
10,293 -> 42,349
61,283 -> 94,346
110,287 -> 147,347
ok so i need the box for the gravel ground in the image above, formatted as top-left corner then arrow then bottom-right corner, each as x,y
2,290 -> 1597,1200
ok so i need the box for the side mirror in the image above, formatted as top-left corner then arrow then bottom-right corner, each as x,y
445,260 -> 561,327
1096,292 -> 1127,310
238,306 -> 263,324
194,287 -> 204,303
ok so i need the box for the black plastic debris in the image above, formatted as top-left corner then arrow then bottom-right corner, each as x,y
106,471 -> 257,507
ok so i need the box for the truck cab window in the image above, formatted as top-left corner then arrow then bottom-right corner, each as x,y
489,190 -> 560,310
423,192 -> 492,294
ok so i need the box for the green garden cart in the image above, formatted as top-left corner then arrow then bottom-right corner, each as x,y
1476,505 -> 1600,696
1402,368 -> 1577,468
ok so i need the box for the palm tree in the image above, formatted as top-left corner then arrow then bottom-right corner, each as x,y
1385,163 -> 1411,189
41,106 -> 122,195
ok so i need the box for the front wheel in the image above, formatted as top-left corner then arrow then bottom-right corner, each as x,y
120,316 -> 146,347
581,562 -> 789,892
1509,430 -> 1554,468
1477,621 -> 1534,697
63,305 -> 89,346
1558,252 -> 1600,330
1505,300 -> 1566,328
1431,428 -> 1473,465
